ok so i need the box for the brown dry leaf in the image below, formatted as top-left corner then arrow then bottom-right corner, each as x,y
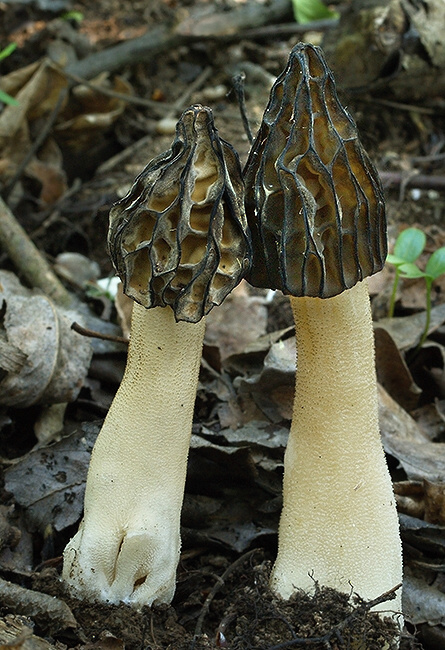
0,59 -> 68,205
424,479 -> 445,525
374,326 -> 421,411
394,480 -> 425,519
379,384 -> 445,481
0,271 -> 92,409
205,282 -> 268,361
0,62 -> 132,205
4,421 -> 100,533
377,303 -> 445,350
55,73 -> 132,151
236,337 -> 295,422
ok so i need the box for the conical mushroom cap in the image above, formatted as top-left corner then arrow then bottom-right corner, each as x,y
109,105 -> 251,323
244,43 -> 387,298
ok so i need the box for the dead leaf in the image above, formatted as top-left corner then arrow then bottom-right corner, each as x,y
0,271 -> 92,409
235,337 -> 295,422
55,73 -> 132,151
379,384 -> 445,481
0,59 -> 68,205
374,326 -> 421,410
424,480 -> 445,525
205,283 -> 268,361
4,421 -> 100,533
403,570 -> 445,626
377,303 -> 445,351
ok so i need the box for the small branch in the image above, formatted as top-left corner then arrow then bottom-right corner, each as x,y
62,68 -> 177,114
232,73 -> 254,144
0,196 -> 72,307
71,321 -> 128,345
190,548 -> 260,649
379,170 -> 445,192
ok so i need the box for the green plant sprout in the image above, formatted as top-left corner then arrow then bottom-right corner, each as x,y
387,228 -> 426,318
0,43 -> 19,106
387,227 -> 445,348
291,0 -> 338,24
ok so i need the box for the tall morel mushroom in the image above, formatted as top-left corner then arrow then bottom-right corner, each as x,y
63,105 -> 251,605
244,43 -> 402,616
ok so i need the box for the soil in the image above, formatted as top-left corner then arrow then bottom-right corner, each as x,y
1,1 -> 445,649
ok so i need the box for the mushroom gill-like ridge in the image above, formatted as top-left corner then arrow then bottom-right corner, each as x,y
109,104 -> 251,322
244,42 -> 387,298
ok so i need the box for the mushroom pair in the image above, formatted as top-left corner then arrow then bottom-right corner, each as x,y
63,44 -> 402,618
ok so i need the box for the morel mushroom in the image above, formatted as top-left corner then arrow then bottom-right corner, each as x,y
63,105 -> 251,605
244,43 -> 402,616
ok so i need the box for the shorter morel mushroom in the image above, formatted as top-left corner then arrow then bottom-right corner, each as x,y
63,105 -> 251,605
244,43 -> 403,619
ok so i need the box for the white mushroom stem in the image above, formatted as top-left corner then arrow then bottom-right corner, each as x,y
270,280 -> 403,615
63,304 -> 205,606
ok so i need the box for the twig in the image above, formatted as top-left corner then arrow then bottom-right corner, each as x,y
0,196 -> 72,307
356,96 -> 437,115
190,548 -> 260,649
71,321 -> 128,345
240,18 -> 337,40
379,170 -> 445,192
232,73 -> 254,144
62,68 -> 177,114
172,66 -> 213,112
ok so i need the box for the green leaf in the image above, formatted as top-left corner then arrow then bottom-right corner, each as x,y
386,254 -> 406,267
61,11 -> 84,23
291,0 -> 338,24
393,227 -> 426,263
0,42 -> 17,62
0,88 -> 18,106
398,262 -> 427,279
425,247 -> 445,280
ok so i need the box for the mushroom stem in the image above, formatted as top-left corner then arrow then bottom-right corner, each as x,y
63,303 -> 205,605
270,280 -> 402,614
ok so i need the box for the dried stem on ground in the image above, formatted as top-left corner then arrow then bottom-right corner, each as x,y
0,196 -> 72,306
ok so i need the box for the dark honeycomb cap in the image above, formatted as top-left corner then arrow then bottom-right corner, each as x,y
108,105 -> 251,323
244,42 -> 387,298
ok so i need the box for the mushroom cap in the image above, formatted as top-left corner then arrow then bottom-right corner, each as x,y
244,42 -> 387,298
109,105 -> 251,323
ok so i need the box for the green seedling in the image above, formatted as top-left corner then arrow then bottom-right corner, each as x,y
387,227 -> 445,348
291,0 -> 338,24
0,43 -> 19,107
61,11 -> 84,23
386,227 -> 426,318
